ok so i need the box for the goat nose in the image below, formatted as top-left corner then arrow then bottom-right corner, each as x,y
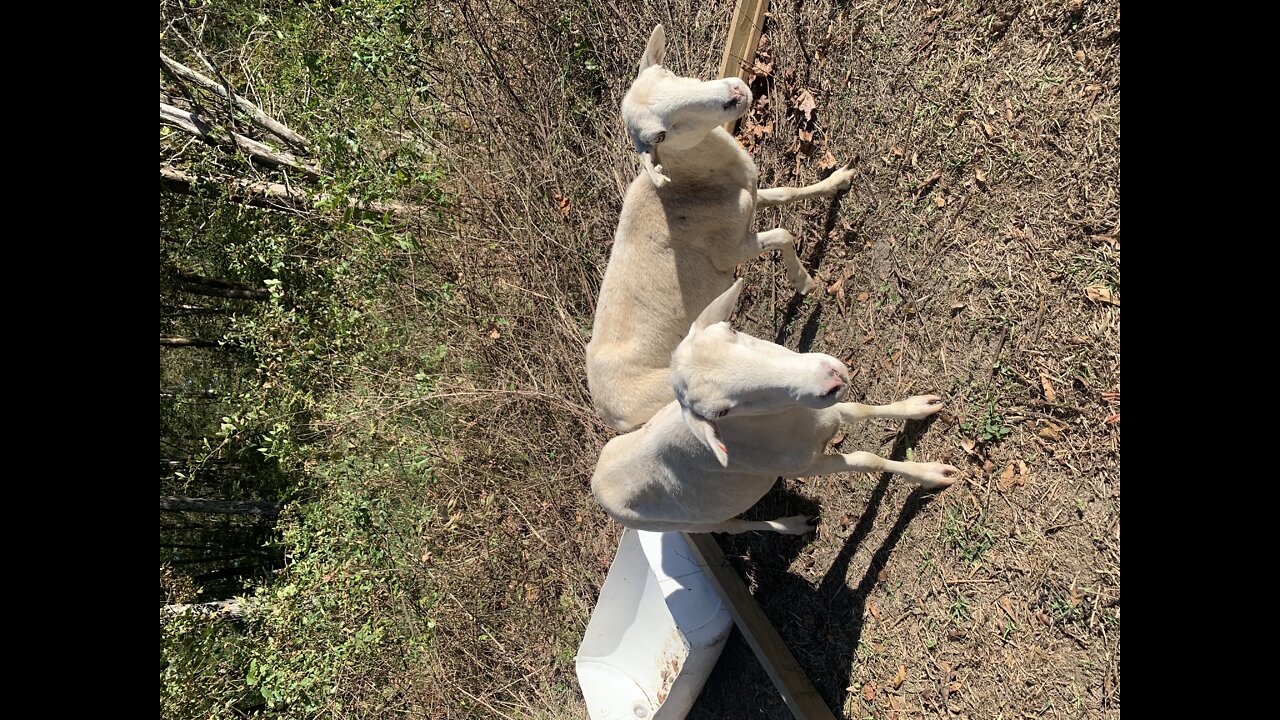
824,362 -> 849,384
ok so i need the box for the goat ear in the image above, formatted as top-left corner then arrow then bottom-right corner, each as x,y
639,25 -> 666,73
692,278 -> 744,331
639,147 -> 671,188
683,406 -> 729,467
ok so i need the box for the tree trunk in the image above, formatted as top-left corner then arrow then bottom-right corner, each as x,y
167,552 -> 268,566
160,52 -> 309,151
161,304 -> 226,319
160,496 -> 283,518
174,271 -> 269,301
159,388 -> 219,400
161,598 -> 251,624
194,564 -> 270,585
161,164 -> 414,219
160,335 -> 219,348
160,102 -> 321,178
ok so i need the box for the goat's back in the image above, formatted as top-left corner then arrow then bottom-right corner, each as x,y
587,172 -> 754,431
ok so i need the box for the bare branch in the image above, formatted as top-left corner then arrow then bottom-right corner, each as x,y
161,102 -> 321,178
161,52 -> 309,151
161,164 -> 417,220
160,335 -> 221,348
161,599 -> 251,625
160,496 -> 283,517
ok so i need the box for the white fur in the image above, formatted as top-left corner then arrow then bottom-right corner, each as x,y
586,25 -> 857,432
591,280 -> 959,535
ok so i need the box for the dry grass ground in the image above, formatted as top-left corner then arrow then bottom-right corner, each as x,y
207,0 -> 1117,717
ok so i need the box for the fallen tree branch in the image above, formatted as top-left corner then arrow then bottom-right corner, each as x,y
160,335 -> 220,348
160,164 -> 416,220
161,598 -> 250,625
161,102 -> 321,178
161,52 -> 309,151
160,496 -> 283,517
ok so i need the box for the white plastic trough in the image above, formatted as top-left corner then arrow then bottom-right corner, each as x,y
575,530 -> 733,719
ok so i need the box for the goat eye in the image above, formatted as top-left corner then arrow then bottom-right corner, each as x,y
716,408 -> 730,418
654,131 -> 667,144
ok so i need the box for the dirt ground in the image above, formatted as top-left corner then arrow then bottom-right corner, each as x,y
407,1 -> 1119,717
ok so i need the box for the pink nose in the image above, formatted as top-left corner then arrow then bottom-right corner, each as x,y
823,361 -> 850,385
818,362 -> 848,399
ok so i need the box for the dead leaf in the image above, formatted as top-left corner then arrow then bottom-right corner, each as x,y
1075,49 -> 1087,64
863,683 -> 877,702
998,596 -> 1014,618
750,58 -> 774,79
917,169 -> 942,197
798,128 -> 814,143
975,168 -> 988,186
997,464 -> 1015,490
893,665 -> 906,689
1004,98 -> 1013,122
1039,371 -> 1057,403
890,145 -> 904,157
1038,426 -> 1062,441
982,121 -> 995,138
1085,286 -> 1120,305
488,329 -> 501,339
1104,413 -> 1120,424
793,88 -> 818,122
827,274 -> 848,304
946,680 -> 963,692
745,118 -> 774,139
856,291 -> 870,302
934,195 -> 947,208
868,602 -> 882,620
553,191 -> 571,221
1089,228 -> 1120,248
997,462 -> 1026,492
830,432 -> 845,446
959,438 -> 977,456
817,149 -> 839,170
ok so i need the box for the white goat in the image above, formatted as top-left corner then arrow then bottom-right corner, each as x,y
586,25 -> 857,432
591,280 -> 959,535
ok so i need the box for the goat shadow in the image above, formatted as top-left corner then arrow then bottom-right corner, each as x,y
687,416 -> 942,719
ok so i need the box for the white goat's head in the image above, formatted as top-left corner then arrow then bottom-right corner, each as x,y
622,25 -> 753,187
670,279 -> 851,466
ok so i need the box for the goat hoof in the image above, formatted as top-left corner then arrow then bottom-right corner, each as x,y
920,463 -> 960,488
778,514 -> 816,535
829,164 -> 855,191
903,394 -> 945,419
